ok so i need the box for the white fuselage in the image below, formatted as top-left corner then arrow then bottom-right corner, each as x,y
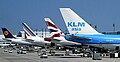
26,36 -> 51,46
52,36 -> 81,46
88,44 -> 120,50
3,38 -> 32,45
0,42 -> 15,47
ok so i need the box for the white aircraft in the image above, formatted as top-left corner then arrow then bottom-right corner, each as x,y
2,28 -> 32,45
44,18 -> 81,46
22,23 -> 51,46
0,42 -> 15,47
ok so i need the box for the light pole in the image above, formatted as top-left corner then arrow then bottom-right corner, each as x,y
95,25 -> 97,31
44,28 -> 46,37
113,24 -> 115,32
42,28 -> 43,38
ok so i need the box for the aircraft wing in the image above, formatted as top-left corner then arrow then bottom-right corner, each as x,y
51,37 -> 63,41
52,39 -> 61,41
25,39 -> 34,43
67,35 -> 91,40
2,38 -> 12,41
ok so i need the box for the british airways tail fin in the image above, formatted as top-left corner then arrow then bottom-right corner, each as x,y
1,28 -> 15,38
60,8 -> 100,34
22,23 -> 36,36
44,18 -> 64,38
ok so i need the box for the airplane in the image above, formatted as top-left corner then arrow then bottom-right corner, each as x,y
1,28 -> 32,45
22,23 -> 51,46
44,18 -> 81,46
0,42 -> 15,47
60,8 -> 120,50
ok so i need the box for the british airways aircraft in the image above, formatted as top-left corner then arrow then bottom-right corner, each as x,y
44,18 -> 81,46
60,8 -> 120,50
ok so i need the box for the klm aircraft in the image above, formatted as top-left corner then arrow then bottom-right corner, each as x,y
60,8 -> 120,50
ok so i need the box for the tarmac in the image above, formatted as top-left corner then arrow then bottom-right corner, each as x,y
0,48 -> 120,62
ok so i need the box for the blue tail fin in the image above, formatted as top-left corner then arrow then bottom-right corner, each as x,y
22,23 -> 36,36
2,28 -> 15,38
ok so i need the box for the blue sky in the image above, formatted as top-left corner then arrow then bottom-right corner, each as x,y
0,0 -> 120,34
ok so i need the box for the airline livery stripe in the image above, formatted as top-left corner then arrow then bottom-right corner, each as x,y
23,24 -> 36,36
24,29 -> 30,36
51,33 -> 61,38
49,29 -> 58,33
46,21 -> 58,29
24,26 -> 35,36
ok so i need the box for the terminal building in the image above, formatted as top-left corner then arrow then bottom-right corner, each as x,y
0,30 -> 51,42
17,31 -> 51,38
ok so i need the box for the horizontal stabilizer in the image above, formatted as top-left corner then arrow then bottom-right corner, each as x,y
67,35 -> 91,40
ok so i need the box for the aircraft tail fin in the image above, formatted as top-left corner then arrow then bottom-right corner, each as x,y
60,8 -> 100,34
44,18 -> 64,38
22,23 -> 36,36
1,28 -> 16,38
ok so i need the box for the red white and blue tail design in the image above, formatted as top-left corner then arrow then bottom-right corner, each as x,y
44,18 -> 64,38
22,23 -> 36,36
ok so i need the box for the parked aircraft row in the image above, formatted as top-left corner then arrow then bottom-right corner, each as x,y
1,17 -> 80,47
1,8 -> 120,51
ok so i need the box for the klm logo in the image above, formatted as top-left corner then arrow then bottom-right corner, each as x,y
68,22 -> 85,27
68,22 -> 85,31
